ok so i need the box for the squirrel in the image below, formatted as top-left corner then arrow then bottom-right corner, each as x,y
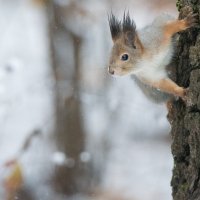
108,10 -> 198,103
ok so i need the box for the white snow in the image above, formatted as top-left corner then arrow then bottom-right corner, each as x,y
52,152 -> 67,166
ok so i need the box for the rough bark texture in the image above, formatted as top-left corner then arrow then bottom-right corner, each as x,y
171,1 -> 200,200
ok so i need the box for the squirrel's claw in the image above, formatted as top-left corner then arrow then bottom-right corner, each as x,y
181,88 -> 193,106
184,13 -> 199,28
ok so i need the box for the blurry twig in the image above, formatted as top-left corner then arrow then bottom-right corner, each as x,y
19,129 -> 42,155
3,129 -> 42,168
3,129 -> 42,199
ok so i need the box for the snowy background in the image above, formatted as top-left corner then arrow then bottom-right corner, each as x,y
0,0 -> 178,200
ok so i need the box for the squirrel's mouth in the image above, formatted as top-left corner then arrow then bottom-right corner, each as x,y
108,67 -> 134,77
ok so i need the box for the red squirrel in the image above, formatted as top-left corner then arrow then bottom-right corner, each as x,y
108,10 -> 198,103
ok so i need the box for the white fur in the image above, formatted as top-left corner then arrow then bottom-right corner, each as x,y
132,43 -> 173,81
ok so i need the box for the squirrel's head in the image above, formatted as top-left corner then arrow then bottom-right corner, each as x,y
108,12 -> 143,76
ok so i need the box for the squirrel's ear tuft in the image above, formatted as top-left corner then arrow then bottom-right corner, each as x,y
108,12 -> 122,42
122,11 -> 136,47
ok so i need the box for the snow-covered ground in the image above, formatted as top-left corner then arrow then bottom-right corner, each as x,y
0,0 -> 177,200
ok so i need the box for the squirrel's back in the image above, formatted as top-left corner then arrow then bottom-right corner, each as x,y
139,14 -> 175,49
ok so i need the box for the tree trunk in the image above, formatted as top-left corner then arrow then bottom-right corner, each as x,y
171,1 -> 200,200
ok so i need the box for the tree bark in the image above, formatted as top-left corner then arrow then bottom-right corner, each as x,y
171,1 -> 200,200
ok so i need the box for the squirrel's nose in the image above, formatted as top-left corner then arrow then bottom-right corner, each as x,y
108,66 -> 115,75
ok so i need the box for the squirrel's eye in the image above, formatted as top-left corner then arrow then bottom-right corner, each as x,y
121,54 -> 129,61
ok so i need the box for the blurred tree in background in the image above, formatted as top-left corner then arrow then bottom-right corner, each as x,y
47,0 -> 89,195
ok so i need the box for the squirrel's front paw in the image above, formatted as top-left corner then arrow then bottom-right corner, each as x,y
184,12 -> 199,28
181,87 -> 188,101
174,87 -> 192,106
181,88 -> 193,106
174,86 -> 185,98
